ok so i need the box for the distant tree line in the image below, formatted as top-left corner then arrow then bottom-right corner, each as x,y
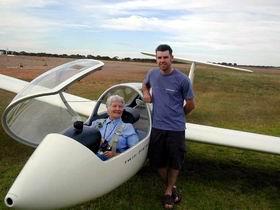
214,62 -> 238,66
213,62 -> 274,68
0,49 -> 275,68
0,49 -> 155,63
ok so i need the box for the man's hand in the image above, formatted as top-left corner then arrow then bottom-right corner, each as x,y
142,82 -> 152,103
143,92 -> 152,103
184,99 -> 195,115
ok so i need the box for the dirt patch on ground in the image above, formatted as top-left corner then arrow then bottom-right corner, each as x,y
0,55 -> 75,81
0,55 -> 188,84
0,55 -> 279,83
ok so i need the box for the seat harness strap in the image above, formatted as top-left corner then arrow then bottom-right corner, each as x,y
95,119 -> 126,153
110,123 -> 126,153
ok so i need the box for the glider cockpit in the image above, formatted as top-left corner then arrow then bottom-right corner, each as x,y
63,84 -> 151,153
86,83 -> 150,139
2,59 -> 151,149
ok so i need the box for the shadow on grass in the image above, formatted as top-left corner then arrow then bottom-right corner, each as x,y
183,155 -> 279,189
180,152 -> 280,209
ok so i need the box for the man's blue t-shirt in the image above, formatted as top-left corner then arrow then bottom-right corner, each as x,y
144,68 -> 194,131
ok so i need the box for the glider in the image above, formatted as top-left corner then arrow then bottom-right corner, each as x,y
0,57 -> 279,209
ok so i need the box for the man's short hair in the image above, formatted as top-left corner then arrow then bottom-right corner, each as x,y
155,44 -> 173,55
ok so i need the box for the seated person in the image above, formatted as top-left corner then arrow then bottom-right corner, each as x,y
91,95 -> 139,160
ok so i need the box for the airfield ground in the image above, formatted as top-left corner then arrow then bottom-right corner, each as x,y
0,55 -> 279,210
0,55 -> 279,81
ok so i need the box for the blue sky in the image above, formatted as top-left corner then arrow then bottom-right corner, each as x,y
1,0 -> 280,66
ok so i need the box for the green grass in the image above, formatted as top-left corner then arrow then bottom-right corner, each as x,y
0,63 -> 280,210
191,67 -> 280,136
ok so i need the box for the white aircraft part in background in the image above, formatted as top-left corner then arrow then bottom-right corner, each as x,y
0,57 -> 279,209
141,52 -> 254,73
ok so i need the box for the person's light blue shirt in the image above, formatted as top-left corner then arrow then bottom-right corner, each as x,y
91,118 -> 139,153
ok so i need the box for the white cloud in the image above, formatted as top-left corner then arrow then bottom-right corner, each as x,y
0,0 -> 60,8
0,0 -> 280,65
101,15 -> 161,31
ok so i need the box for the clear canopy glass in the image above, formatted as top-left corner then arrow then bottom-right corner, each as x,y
2,59 -> 104,147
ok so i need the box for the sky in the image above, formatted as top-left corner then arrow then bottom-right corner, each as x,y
0,0 -> 280,66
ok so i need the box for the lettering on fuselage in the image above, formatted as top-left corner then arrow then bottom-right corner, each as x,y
124,143 -> 149,164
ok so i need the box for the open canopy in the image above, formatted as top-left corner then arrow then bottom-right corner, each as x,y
2,59 -> 104,147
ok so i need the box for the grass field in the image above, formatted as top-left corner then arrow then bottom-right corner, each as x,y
0,56 -> 279,210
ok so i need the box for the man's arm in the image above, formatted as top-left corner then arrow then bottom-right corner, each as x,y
184,98 -> 195,115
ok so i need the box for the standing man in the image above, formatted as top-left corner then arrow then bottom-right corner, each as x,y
142,44 -> 195,209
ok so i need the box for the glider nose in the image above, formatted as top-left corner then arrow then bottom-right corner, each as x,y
4,133 -> 103,209
5,194 -> 16,208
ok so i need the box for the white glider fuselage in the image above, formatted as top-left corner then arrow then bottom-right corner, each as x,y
5,133 -> 149,209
